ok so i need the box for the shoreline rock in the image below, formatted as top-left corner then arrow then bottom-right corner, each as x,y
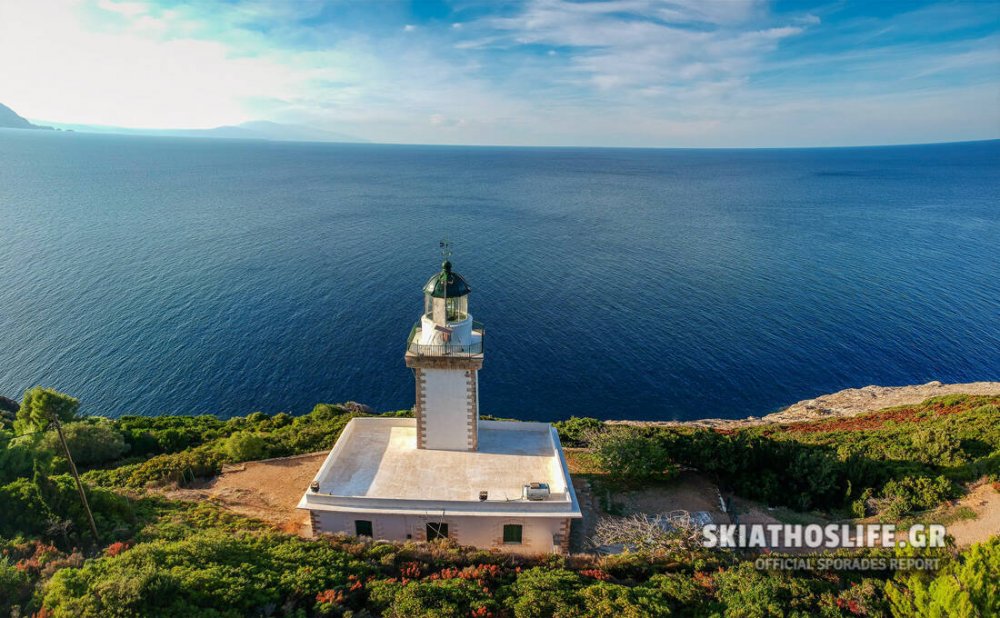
608,381 -> 1000,430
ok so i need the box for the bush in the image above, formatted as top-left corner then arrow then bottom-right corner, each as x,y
910,427 -> 966,466
0,477 -> 50,537
876,475 -> 954,518
368,578 -> 493,618
506,567 -> 584,617
40,421 -> 128,466
309,403 -> 350,420
0,429 -> 42,484
851,488 -> 873,518
41,529 -> 369,617
0,555 -> 32,613
117,414 -> 226,457
554,417 -> 603,447
84,448 -> 224,489
0,469 -> 135,544
589,426 -> 671,482
713,562 -> 836,616
886,537 -> 999,617
223,432 -> 267,462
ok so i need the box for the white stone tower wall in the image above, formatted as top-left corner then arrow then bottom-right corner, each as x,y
417,368 -> 478,451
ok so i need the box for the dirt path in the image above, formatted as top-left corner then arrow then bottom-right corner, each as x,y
163,451 -> 327,535
942,482 -> 1000,547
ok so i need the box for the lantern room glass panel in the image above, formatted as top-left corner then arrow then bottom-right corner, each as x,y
446,296 -> 468,321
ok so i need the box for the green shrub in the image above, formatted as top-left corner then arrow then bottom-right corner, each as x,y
0,556 -> 31,614
84,448 -> 224,489
368,578 -> 494,618
42,529 -> 369,617
506,567 -> 584,617
309,403 -> 350,420
910,427 -> 966,466
0,469 -> 135,543
851,488 -> 873,519
590,426 -> 671,482
223,432 -> 267,462
0,429 -> 43,484
877,475 -> 954,518
886,537 -> 999,617
713,562 -> 837,617
0,477 -> 49,537
554,417 -> 603,447
40,421 -> 128,466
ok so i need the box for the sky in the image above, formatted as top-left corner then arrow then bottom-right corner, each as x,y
0,0 -> 998,147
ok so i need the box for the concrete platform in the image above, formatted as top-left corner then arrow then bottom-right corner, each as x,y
316,418 -> 565,501
299,417 -> 580,518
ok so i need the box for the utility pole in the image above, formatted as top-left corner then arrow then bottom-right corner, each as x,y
50,413 -> 100,544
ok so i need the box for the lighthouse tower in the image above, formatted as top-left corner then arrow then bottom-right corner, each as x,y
404,257 -> 485,451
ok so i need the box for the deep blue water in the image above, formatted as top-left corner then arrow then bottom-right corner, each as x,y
0,130 -> 997,421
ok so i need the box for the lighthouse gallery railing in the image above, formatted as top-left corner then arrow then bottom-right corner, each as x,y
406,321 -> 485,356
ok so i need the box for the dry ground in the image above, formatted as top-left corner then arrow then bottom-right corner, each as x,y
162,451 -> 327,536
928,480 -> 1000,547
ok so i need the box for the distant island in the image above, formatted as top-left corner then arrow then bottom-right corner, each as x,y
45,118 -> 367,144
0,102 -> 53,130
0,100 -> 365,144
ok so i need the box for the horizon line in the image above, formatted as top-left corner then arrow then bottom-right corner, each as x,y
13,123 -> 1000,152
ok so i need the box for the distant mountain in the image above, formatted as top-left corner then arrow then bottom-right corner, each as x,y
0,102 -> 52,130
42,119 -> 366,144
200,120 -> 365,143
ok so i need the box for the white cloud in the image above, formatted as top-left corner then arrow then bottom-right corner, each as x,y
480,0 -> 805,98
96,0 -> 147,17
0,0 -> 995,146
0,0 -> 319,127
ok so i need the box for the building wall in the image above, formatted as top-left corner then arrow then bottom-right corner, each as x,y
421,368 -> 477,451
311,511 -> 571,555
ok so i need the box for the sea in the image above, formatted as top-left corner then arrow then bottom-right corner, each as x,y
0,130 -> 997,422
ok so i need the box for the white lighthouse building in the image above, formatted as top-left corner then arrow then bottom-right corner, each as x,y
298,257 -> 581,554
407,259 -> 484,451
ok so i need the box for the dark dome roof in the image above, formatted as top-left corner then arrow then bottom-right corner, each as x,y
423,261 -> 472,298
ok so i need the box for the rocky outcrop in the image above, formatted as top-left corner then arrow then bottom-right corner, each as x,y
342,401 -> 374,415
0,396 -> 18,414
609,381 -> 1000,430
0,395 -> 18,424
757,381 -> 1000,424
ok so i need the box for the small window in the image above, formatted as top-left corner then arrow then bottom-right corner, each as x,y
426,522 -> 449,541
355,520 -> 373,537
503,524 -> 523,544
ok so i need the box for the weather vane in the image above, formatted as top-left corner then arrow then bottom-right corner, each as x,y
440,239 -> 452,261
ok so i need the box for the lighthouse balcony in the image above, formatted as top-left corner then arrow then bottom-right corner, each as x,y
406,321 -> 485,357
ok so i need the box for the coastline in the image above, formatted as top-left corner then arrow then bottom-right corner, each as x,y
608,380 -> 1000,430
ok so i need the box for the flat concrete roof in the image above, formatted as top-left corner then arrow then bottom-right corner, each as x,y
298,418 -> 581,518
